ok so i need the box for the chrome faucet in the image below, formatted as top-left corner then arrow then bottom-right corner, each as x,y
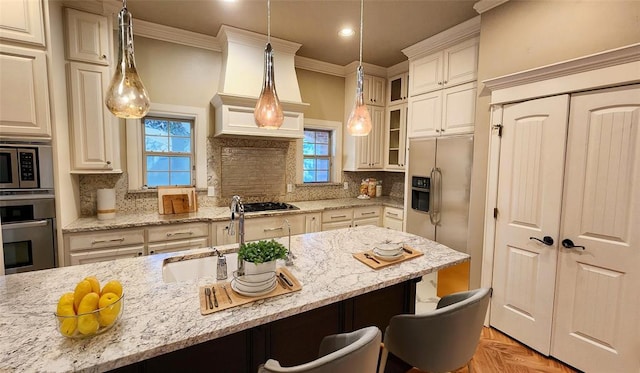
229,195 -> 245,276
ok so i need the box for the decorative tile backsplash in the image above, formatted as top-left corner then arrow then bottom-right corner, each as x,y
79,137 -> 405,216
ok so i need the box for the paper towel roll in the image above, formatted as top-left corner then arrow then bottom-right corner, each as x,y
97,188 -> 116,220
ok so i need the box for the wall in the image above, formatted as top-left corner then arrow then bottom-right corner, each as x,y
78,36 -> 404,216
467,0 -> 640,288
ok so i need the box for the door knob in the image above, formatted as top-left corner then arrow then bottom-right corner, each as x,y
562,239 -> 585,250
529,236 -> 554,246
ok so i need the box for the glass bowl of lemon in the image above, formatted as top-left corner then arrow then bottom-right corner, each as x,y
54,277 -> 124,338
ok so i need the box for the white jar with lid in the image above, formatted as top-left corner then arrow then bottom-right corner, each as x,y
376,181 -> 382,197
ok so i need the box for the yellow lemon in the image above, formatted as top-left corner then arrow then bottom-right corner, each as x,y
98,292 -> 121,327
73,279 -> 93,312
101,280 -> 123,298
77,292 -> 100,335
56,292 -> 77,337
84,276 -> 101,294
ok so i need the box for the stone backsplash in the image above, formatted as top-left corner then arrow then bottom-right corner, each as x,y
78,137 -> 405,216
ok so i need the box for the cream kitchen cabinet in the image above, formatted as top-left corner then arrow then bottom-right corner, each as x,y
66,228 -> 145,266
353,206 -> 381,227
407,82 -> 476,138
409,37 -> 478,97
385,103 -> 407,170
243,214 -> 306,242
363,75 -> 386,107
0,0 -> 45,47
215,222 -> 238,246
321,208 -> 353,231
65,8 -> 110,65
147,222 -> 210,255
305,213 -> 322,233
388,72 -> 409,105
382,206 -> 404,231
343,106 -> 385,171
0,44 -> 51,139
67,62 -> 119,172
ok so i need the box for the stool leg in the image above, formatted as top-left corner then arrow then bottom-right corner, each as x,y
378,345 -> 389,373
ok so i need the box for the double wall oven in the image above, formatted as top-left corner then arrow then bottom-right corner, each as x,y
0,142 -> 56,274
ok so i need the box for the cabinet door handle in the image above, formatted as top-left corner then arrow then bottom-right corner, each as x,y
387,212 -> 399,217
106,161 -> 112,165
361,211 -> 376,216
562,239 -> 585,250
137,252 -> 143,256
166,231 -> 193,237
101,54 -> 107,59
92,237 -> 125,244
263,226 -> 283,232
331,215 -> 347,219
529,236 -> 554,246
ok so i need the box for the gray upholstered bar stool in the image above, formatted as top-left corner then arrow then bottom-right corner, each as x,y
378,288 -> 491,373
258,326 -> 382,373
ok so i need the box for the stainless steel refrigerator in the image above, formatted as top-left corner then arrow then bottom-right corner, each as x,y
406,135 -> 473,254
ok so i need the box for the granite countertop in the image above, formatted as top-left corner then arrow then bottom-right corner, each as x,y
0,225 -> 468,373
63,197 -> 405,233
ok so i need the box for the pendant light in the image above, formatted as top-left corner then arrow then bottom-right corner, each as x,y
346,0 -> 372,137
105,0 -> 151,119
254,0 -> 284,129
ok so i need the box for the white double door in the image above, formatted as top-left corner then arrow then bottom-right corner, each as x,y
491,85 -> 640,372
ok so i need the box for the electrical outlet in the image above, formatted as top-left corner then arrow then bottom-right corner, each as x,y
207,186 -> 216,197
287,184 -> 293,193
343,182 -> 349,190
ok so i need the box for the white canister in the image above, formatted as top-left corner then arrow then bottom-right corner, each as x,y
97,188 -> 116,220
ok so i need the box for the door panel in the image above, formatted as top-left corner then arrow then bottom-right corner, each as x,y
491,95 -> 569,355
552,85 -> 640,372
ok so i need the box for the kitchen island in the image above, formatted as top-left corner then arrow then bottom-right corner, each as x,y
0,226 -> 468,372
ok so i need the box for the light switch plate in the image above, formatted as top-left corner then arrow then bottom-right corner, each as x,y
343,182 -> 349,190
207,186 -> 216,197
287,184 -> 293,193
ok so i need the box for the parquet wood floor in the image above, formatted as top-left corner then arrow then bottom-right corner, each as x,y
387,327 -> 580,373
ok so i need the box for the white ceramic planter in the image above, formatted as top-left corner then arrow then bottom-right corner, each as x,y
242,260 -> 276,282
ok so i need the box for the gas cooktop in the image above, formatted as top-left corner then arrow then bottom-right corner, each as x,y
242,202 -> 299,213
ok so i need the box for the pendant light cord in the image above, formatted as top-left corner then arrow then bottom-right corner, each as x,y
267,0 -> 271,43
359,0 -> 363,66
122,0 -> 126,9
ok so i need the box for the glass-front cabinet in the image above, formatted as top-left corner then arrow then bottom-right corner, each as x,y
385,103 -> 407,170
388,73 -> 409,105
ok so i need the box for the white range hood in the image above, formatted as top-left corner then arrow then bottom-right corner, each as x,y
211,26 -> 309,139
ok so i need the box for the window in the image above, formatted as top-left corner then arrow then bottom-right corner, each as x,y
143,117 -> 194,187
126,103 -> 207,191
303,129 -> 331,183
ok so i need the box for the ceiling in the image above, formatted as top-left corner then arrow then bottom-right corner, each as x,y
121,0 -> 479,68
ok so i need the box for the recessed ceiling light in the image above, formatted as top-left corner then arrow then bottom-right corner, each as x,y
338,28 -> 355,37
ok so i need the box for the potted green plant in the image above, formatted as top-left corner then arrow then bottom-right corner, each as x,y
238,239 -> 288,276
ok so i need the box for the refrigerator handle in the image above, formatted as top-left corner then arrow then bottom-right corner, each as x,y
434,167 -> 443,225
429,168 -> 437,225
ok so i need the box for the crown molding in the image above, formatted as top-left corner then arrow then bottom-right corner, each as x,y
402,16 -> 480,60
294,56 -> 346,77
484,43 -> 640,104
131,19 -> 221,51
386,60 -> 409,77
473,0 -> 509,14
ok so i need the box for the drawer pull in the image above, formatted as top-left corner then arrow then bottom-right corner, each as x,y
386,212 -> 399,217
331,215 -> 347,219
264,227 -> 284,232
166,231 -> 193,237
361,212 -> 376,216
91,237 -> 125,244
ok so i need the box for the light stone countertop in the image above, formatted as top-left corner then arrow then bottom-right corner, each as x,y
62,197 -> 404,233
0,225 -> 468,373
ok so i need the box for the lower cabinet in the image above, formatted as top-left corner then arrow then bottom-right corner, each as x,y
69,245 -> 144,265
108,279 -> 418,373
243,214 -> 306,242
383,206 -> 404,231
147,223 -> 209,255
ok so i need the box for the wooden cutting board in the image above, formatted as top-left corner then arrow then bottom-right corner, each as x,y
353,245 -> 423,269
162,194 -> 190,214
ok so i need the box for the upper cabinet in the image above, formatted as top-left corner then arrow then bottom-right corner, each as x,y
387,73 -> 409,105
65,8 -> 110,65
0,45 -> 51,139
363,75 -> 386,107
64,8 -> 120,173
344,105 -> 385,171
384,103 -> 407,170
403,16 -> 480,138
409,37 -> 478,97
0,0 -> 45,47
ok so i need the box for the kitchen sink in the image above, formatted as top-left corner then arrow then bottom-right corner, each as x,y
162,251 -> 239,283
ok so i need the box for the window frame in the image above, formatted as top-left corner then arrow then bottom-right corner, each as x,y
302,128 -> 332,183
142,116 -> 195,187
296,118 -> 343,184
126,103 -> 207,191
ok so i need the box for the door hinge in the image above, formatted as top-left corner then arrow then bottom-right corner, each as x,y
492,124 -> 503,137
493,208 -> 498,219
